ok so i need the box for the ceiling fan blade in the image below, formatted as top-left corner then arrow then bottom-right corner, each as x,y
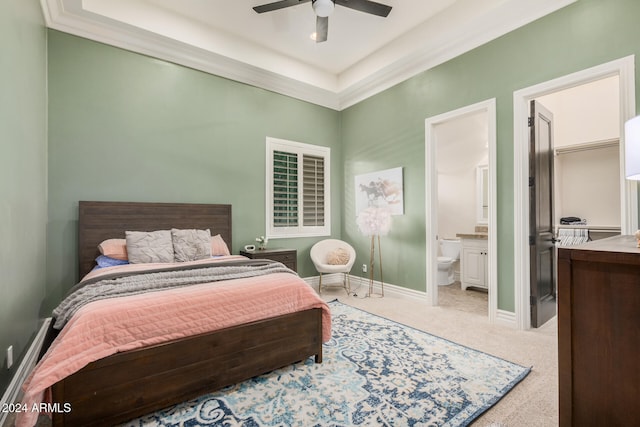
315,16 -> 328,42
253,0 -> 311,14
334,0 -> 391,17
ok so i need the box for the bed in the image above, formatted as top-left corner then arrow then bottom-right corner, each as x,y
19,201 -> 329,427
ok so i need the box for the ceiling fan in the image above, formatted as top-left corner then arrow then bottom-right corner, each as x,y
253,0 -> 392,43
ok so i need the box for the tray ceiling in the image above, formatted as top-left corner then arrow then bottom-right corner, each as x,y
40,0 -> 576,110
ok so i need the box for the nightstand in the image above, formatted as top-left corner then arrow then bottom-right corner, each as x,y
240,248 -> 297,273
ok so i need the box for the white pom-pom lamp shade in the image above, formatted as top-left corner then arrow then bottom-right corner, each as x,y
625,115 -> 640,180
356,207 -> 392,236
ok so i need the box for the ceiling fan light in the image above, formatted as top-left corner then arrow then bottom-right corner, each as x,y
312,0 -> 334,18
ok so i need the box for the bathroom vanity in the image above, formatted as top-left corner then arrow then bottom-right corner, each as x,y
457,233 -> 488,291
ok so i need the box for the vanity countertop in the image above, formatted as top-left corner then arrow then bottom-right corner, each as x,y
456,232 -> 488,240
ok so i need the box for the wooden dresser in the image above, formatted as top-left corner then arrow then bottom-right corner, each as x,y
240,248 -> 297,273
557,235 -> 640,426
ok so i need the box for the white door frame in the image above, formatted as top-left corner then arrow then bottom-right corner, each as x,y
513,55 -> 637,330
425,98 -> 498,323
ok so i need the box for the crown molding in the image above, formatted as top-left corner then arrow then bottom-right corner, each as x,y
40,0 -> 577,111
338,0 -> 578,109
40,0 -> 341,109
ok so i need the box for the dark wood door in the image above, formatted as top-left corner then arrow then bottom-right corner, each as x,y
529,100 -> 557,327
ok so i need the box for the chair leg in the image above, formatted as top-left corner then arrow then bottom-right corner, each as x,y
318,273 -> 323,295
344,272 -> 351,295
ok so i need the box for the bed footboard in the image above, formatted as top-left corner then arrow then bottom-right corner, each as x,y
51,308 -> 323,427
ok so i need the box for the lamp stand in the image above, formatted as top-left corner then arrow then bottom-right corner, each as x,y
368,234 -> 384,297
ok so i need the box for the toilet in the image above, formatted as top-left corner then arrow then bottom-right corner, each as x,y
437,238 -> 461,286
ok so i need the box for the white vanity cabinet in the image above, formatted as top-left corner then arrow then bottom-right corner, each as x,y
460,238 -> 488,291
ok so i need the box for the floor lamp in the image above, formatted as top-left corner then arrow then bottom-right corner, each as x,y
356,206 -> 392,297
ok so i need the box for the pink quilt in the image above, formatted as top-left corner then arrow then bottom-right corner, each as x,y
17,256 -> 331,427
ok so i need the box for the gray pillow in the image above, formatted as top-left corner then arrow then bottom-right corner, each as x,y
171,228 -> 212,262
125,230 -> 174,264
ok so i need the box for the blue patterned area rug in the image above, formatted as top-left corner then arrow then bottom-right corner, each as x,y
122,300 -> 530,426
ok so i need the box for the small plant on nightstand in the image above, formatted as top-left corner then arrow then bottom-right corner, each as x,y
256,235 -> 268,250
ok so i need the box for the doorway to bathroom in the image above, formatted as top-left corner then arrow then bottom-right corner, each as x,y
425,99 -> 497,322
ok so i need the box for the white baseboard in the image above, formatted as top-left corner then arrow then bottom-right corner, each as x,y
0,317 -> 51,426
495,309 -> 517,328
351,275 -> 429,300
307,273 -> 431,301
309,274 -> 513,328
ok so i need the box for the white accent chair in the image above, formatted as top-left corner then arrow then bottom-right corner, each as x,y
310,239 -> 356,295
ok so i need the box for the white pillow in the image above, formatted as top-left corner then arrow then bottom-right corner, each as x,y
172,228 -> 212,262
125,230 -> 174,264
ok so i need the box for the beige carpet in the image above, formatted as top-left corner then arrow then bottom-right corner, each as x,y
321,284 -> 558,427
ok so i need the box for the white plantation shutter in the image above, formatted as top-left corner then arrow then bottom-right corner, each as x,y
303,155 -> 325,226
273,151 -> 298,227
266,138 -> 330,238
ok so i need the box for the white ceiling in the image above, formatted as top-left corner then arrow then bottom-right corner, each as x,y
436,110 -> 488,174
40,0 -> 576,110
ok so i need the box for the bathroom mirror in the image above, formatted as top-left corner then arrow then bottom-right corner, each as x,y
476,165 -> 488,224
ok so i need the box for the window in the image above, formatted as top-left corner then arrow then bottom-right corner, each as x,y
266,137 -> 330,238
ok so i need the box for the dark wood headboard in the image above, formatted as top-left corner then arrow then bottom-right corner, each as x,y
78,201 -> 232,278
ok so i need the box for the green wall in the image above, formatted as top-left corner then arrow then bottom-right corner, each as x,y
341,0 -> 640,311
0,0 -> 47,393
45,31 -> 342,310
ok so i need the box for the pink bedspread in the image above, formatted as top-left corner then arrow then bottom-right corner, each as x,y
17,256 -> 330,427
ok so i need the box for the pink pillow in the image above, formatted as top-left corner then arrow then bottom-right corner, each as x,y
211,234 -> 231,256
98,238 -> 128,260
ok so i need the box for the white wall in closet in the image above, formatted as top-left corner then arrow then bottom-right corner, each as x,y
537,75 -> 621,230
538,75 -> 619,148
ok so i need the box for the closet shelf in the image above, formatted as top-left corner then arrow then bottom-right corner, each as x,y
555,224 -> 621,231
554,138 -> 619,155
